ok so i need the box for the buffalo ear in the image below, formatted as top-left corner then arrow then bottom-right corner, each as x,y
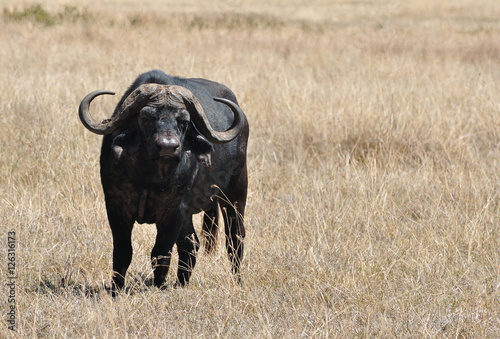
111,132 -> 139,161
190,134 -> 213,169
197,152 -> 212,169
111,134 -> 126,160
113,145 -> 124,159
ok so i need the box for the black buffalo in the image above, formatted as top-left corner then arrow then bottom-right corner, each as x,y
79,70 -> 248,290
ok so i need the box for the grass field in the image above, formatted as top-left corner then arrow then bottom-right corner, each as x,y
1,0 -> 499,337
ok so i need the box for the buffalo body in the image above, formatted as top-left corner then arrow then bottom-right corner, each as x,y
79,70 -> 248,289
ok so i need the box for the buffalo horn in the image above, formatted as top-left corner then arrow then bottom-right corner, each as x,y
78,84 -> 165,135
78,90 -> 117,135
179,89 -> 245,144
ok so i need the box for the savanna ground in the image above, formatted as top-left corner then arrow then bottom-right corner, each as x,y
1,0 -> 499,337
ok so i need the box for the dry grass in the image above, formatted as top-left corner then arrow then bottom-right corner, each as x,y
1,0 -> 499,337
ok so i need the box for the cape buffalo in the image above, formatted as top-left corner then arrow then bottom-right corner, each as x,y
78,70 -> 248,290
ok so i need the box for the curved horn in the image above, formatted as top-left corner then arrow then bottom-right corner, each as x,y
78,90 -> 116,135
180,91 -> 245,144
78,84 -> 167,135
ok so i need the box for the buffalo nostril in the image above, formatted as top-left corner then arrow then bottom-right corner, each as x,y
156,136 -> 180,157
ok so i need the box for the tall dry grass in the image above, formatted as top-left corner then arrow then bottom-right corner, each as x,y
0,1 -> 499,337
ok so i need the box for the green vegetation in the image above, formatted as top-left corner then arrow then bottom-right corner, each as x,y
3,4 -> 89,26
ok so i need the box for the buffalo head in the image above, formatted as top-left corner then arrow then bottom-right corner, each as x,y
79,83 -> 245,165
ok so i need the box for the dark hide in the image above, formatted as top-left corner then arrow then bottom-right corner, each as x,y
95,70 -> 248,290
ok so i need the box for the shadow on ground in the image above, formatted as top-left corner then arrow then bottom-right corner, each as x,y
27,274 -> 174,298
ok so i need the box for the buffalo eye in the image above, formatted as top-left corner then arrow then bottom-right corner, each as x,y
178,119 -> 189,131
177,110 -> 190,131
139,107 -> 155,125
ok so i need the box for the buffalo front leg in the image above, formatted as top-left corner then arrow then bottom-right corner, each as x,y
176,217 -> 200,286
151,211 -> 185,288
106,208 -> 134,291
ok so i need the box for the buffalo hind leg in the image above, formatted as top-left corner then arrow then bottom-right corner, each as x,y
176,217 -> 200,286
220,199 -> 246,284
202,199 -> 220,254
221,163 -> 248,283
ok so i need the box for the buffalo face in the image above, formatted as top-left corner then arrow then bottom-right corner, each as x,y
138,105 -> 190,161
